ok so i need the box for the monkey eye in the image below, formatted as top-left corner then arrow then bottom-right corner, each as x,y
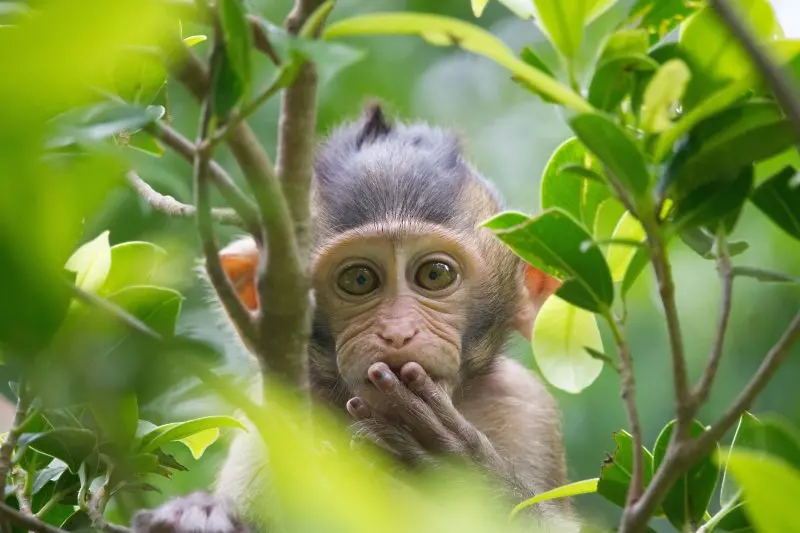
415,261 -> 456,291
337,265 -> 380,296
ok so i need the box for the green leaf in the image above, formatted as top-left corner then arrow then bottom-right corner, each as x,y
750,166 -> 800,240
715,502 -> 754,532
101,241 -> 168,296
530,296 -> 604,393
511,478 -> 598,517
49,102 -> 164,149
90,393 -> 138,447
628,0 -> 699,45
654,420 -> 720,530
640,59 -> 691,133
219,0 -> 252,96
107,286 -> 183,337
483,209 -> 614,313
123,130 -> 164,157
515,46 -> 558,103
570,113 -> 651,200
183,34 -> 207,47
471,0 -> 489,18
540,137 -> 610,229
588,54 -> 659,112
720,450 -> 800,533
731,266 -> 800,284
599,28 -> 649,62
607,212 -> 645,283
597,430 -> 655,509
61,509 -> 93,532
531,0 -> 615,60
64,230 -> 111,294
138,416 -> 246,454
211,41 -> 245,119
178,428 -> 220,459
671,166 -> 754,233
621,246 -> 650,299
679,0 -> 782,84
25,429 -> 97,473
323,13 -> 591,113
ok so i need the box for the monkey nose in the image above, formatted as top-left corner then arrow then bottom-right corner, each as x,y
376,325 -> 418,349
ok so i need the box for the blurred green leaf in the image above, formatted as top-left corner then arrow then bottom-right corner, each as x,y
139,416 -> 246,454
531,0 -> 615,60
715,502 -> 754,532
731,266 -> 800,284
607,212 -> 645,283
471,0 -> 489,18
570,113 -> 651,200
680,0 -> 782,85
25,429 -> 97,473
679,227 -> 750,260
640,59 -> 691,133
211,41 -> 245,119
178,428 -> 220,459
530,296 -> 604,393
750,166 -> 800,240
220,0 -> 252,97
183,34 -> 207,47
484,209 -> 614,313
628,0 -> 699,45
671,166 -> 754,233
540,137 -> 610,230
512,478 -> 598,517
621,246 -> 650,299
91,393 -> 138,448
123,130 -> 164,157
324,13 -> 592,113
599,28 -> 649,62
514,46 -> 558,103
110,49 -> 167,107
720,450 -> 800,533
597,430 -> 655,510
101,241 -> 168,296
588,54 -> 658,112
50,102 -> 165,150
107,286 -> 183,337
64,230 -> 112,294
654,420 -> 719,530
61,509 -> 92,531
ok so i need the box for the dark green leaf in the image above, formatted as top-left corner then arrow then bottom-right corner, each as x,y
671,166 -> 754,233
597,430 -> 654,509
220,0 -> 252,96
627,0 -> 700,45
31,464 -> 67,495
750,166 -> 800,240
483,209 -> 614,313
138,416 -> 246,454
731,266 -> 800,284
155,449 -> 188,472
61,509 -> 92,531
25,429 -> 97,473
107,286 -> 183,337
621,246 -> 650,299
715,502 -> 754,532
90,393 -> 138,447
558,164 -> 605,183
570,113 -> 651,199
653,420 -> 720,530
588,54 -> 658,112
211,42 -> 245,119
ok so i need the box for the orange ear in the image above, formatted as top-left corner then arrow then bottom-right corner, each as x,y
219,239 -> 260,311
514,264 -> 561,341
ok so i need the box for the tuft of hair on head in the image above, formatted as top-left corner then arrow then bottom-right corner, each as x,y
354,101 -> 392,149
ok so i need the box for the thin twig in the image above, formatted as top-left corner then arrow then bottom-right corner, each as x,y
194,18 -> 258,349
88,486 -> 130,533
126,171 -> 244,227
710,0 -> 800,149
605,313 -> 645,504
144,122 -> 261,233
692,233 -> 734,406
0,502 -> 66,533
0,384 -> 31,501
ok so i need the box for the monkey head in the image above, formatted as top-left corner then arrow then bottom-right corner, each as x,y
217,104 -> 559,408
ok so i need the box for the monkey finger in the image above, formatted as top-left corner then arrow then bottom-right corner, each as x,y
350,419 -> 430,467
367,362 -> 461,453
346,397 -> 371,421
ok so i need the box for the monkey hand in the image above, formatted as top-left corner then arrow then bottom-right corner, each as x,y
132,492 -> 252,533
347,362 -> 507,474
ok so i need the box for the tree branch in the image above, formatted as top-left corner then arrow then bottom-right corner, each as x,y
0,385 -> 31,504
126,171 -> 244,227
710,0 -> 800,148
605,313 -> 645,504
193,18 -> 258,350
0,502 -> 67,533
692,234 -> 734,406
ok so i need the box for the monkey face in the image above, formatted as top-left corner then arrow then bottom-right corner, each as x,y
312,221 -> 485,403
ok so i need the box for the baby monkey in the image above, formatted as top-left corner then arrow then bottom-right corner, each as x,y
133,105 -> 576,532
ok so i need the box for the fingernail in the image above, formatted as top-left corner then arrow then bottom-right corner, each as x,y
349,397 -> 363,410
401,364 -> 423,385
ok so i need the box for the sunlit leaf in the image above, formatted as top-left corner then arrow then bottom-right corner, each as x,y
570,113 -> 651,200
607,212 -> 645,283
531,0 -> 616,60
139,416 -> 246,454
599,28 -> 649,62
750,166 -> 800,240
178,428 -> 220,459
588,54 -> 658,112
324,13 -> 591,112
471,0 -> 489,17
515,46 -> 558,103
107,286 -> 183,337
64,230 -> 111,294
183,34 -> 207,47
483,209 -> 614,313
123,130 -> 164,157
531,296 -> 604,393
621,246 -> 650,299
597,430 -> 655,509
720,450 -> 800,533
640,59 -> 691,133
654,420 -> 719,530
512,478 -> 598,517
101,241 -> 168,296
628,0 -> 699,45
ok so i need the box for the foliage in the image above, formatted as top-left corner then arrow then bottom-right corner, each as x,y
0,0 -> 798,533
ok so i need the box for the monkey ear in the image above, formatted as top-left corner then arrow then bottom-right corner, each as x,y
219,238 -> 260,311
514,264 -> 561,341
355,102 -> 392,148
